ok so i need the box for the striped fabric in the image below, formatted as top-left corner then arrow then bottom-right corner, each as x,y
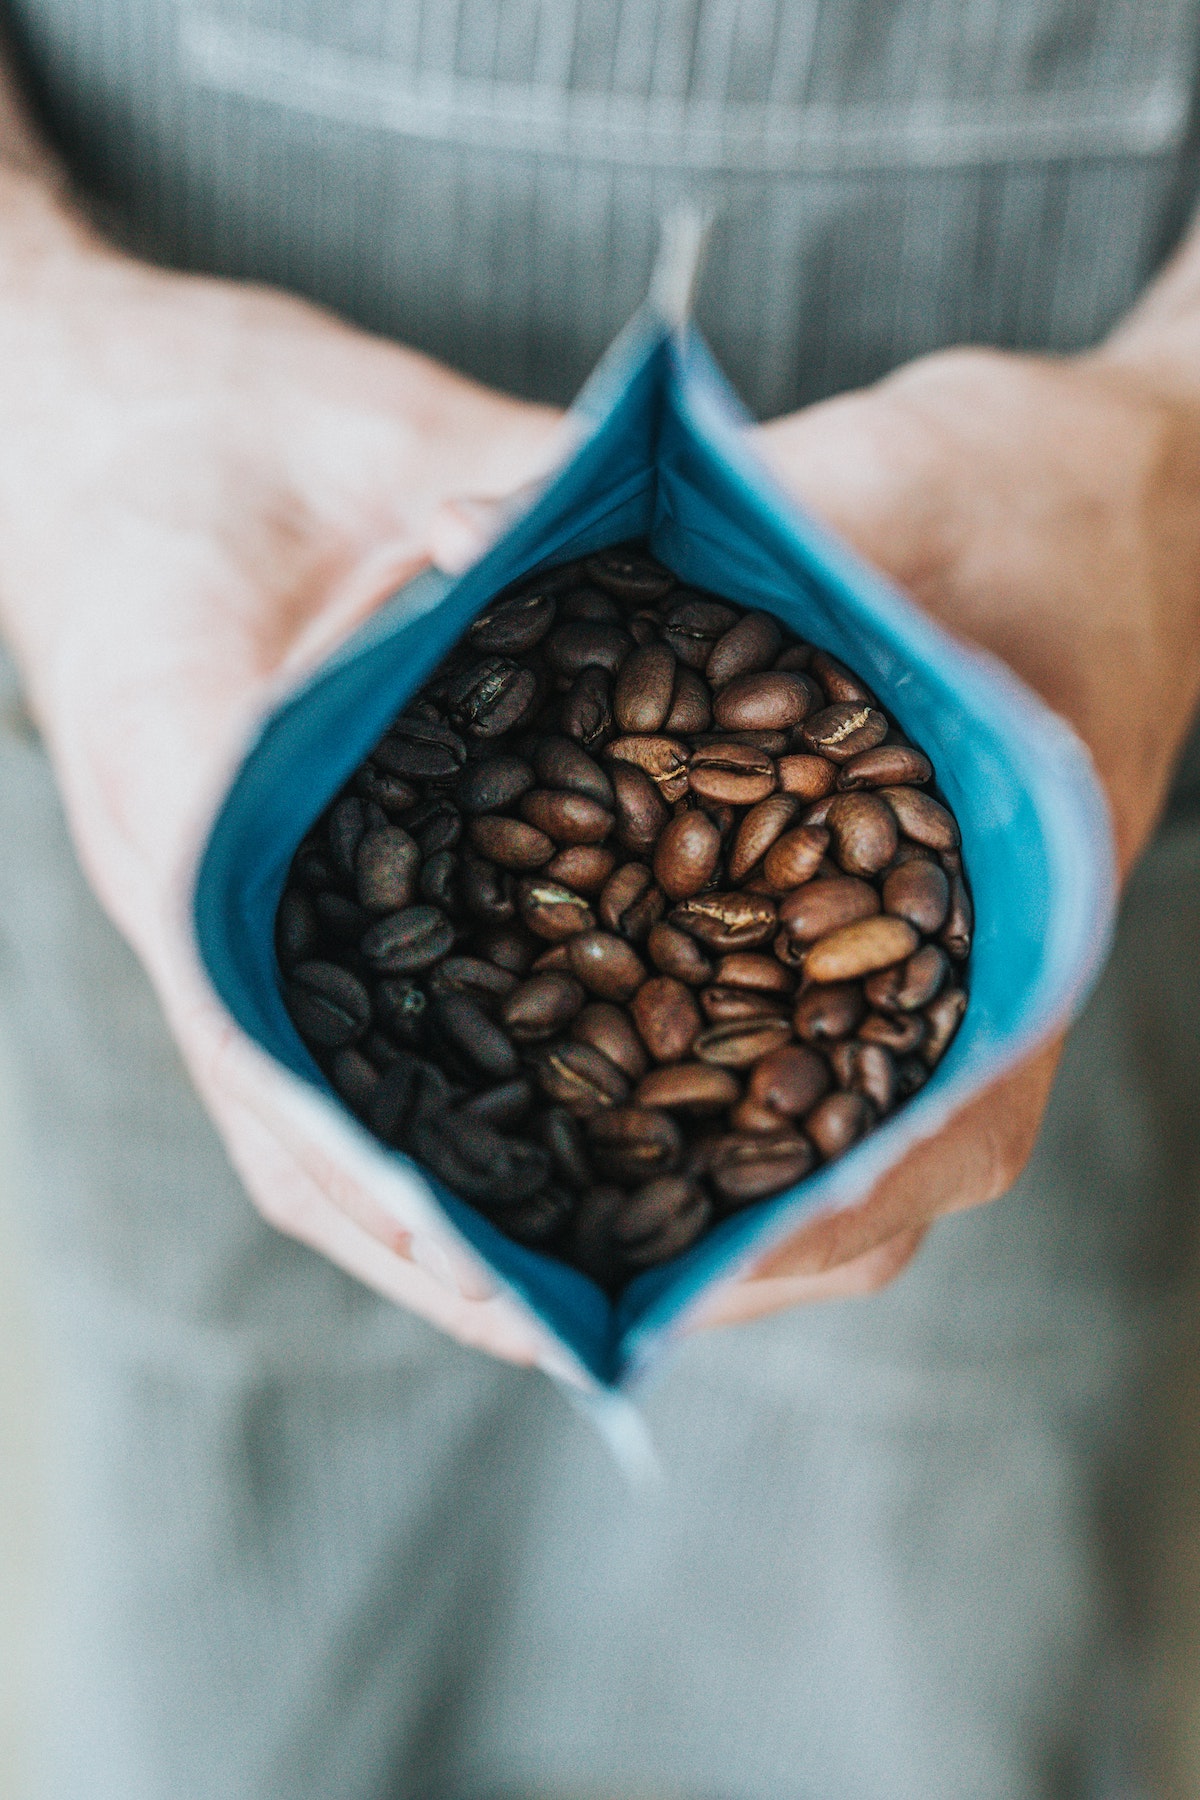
7,0 -> 1200,415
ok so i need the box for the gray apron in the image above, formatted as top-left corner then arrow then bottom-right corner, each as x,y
2,3 -> 1200,1795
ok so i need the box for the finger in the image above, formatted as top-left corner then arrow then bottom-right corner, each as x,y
688,1226 -> 928,1330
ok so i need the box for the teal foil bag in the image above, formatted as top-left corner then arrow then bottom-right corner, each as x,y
194,303 -> 1116,1395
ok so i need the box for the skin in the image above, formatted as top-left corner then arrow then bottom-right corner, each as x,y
1,57 -> 1199,1350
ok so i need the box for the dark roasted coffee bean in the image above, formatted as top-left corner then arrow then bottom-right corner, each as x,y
519,788 -> 613,845
502,972 -> 586,1042
748,1044 -> 829,1118
804,915 -> 919,983
708,1131 -> 814,1205
462,1078 -> 534,1128
631,976 -> 702,1064
895,1055 -> 929,1099
354,764 -> 419,813
605,734 -> 691,802
801,704 -> 889,763
941,872 -> 973,960
516,877 -> 596,941
646,921 -> 714,986
474,925 -> 537,974
687,741 -> 776,805
492,1185 -> 574,1247
409,798 -> 462,857
314,891 -> 369,944
329,1046 -> 380,1113
586,1107 -> 683,1183
922,987 -> 967,1065
546,621 -> 633,680
375,716 -> 467,779
374,979 -> 428,1047
700,985 -> 789,1025
614,642 -> 678,733
636,1062 -> 740,1114
774,643 -> 814,671
598,862 -> 660,939
456,755 -> 535,815
662,596 -> 740,668
882,858 -> 950,934
570,1002 -> 649,1080
762,823 -> 830,891
570,1186 -> 627,1285
831,1039 -> 896,1114
566,930 -> 647,1001
793,981 -> 865,1043
531,736 -> 614,806
533,1040 -> 630,1116
776,753 -> 838,800
431,993 -> 519,1079
559,667 -> 613,748
860,1011 -> 926,1054
805,1090 -> 875,1160
663,664 -> 712,734
669,890 -> 777,951
809,650 -> 874,706
418,849 -> 458,910
713,671 -> 813,731
328,797 -> 368,882
560,586 -> 622,624
777,876 -> 880,943
276,889 -> 318,967
728,794 -> 800,883
356,825 -> 421,913
652,809 -> 721,900
410,1110 -> 550,1204
865,943 -> 948,1012
366,1054 -> 421,1143
586,547 -> 673,601
540,1107 -> 593,1189
714,952 -> 792,994
427,955 -> 518,1006
838,744 -> 933,789
460,850 -> 515,923
693,1015 -> 792,1067
706,611 -> 782,686
286,961 -> 371,1048
468,589 -> 556,654
545,844 -> 617,894
824,792 -> 899,879
879,784 -> 960,851
616,1177 -> 711,1267
292,843 -> 337,893
361,905 -> 454,974
609,761 -> 670,855
467,815 -> 555,871
626,611 -> 662,647
446,657 -> 539,737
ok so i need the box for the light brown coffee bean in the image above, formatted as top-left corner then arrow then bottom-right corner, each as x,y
805,1090 -> 875,1160
355,826 -> 421,914
694,1015 -> 793,1067
631,976 -> 703,1063
941,872 -> 973,960
669,890 -> 778,951
570,1001 -> 649,1080
614,643 -> 678,733
824,792 -> 899,878
604,735 -> 691,802
879,785 -> 961,851
645,921 -> 714,986
653,809 -> 722,899
763,823 -> 830,891
687,741 -> 777,805
801,704 -> 889,763
729,1097 -> 789,1134
865,943 -> 948,1012
516,879 -> 596,941
534,1040 -> 630,1115
700,985 -> 790,1023
748,1044 -> 829,1117
804,915 -> 919,983
468,815 -> 555,871
809,650 -> 874,706
831,1039 -> 895,1114
728,795 -> 800,883
544,845 -> 617,894
777,754 -> 838,800
922,987 -> 967,1065
837,744 -> 933,789
860,1011 -> 926,1054
566,930 -> 647,1000
586,1107 -> 683,1183
501,973 -> 587,1042
635,1063 -> 740,1114
793,980 -> 866,1043
531,735 -> 614,807
518,789 -> 613,845
778,876 -> 880,943
706,611 -> 783,686
712,671 -> 814,731
609,761 -> 671,855
662,664 -> 712,735
714,953 -> 792,993
881,859 -> 950,934
708,1131 -> 815,1204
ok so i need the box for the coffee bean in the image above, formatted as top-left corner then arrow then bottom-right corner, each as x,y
456,755 -> 535,815
714,953 -> 792,993
467,816 -> 555,871
571,1186 -> 628,1285
662,597 -> 739,668
614,643 -> 678,733
693,1016 -> 793,1067
670,890 -> 778,951
276,889 -> 318,967
545,845 -> 617,894
713,671 -> 813,731
586,1107 -> 683,1183
801,704 -> 889,763
361,906 -> 455,974
879,785 -> 960,851
532,944 -> 573,972
531,736 -> 615,807
635,1063 -> 740,1114
805,1090 -> 875,1160
730,1097 -> 789,1134
327,797 -> 368,882
546,621 -> 633,680
559,667 -> 614,747
330,1046 -> 380,1113
864,943 -> 948,1012
286,961 -> 371,1048
315,891 -> 369,944
460,850 -> 516,923
824,792 -> 899,878
688,742 -> 777,806
860,1012 -> 927,1054
354,765 -> 419,813
631,976 -> 703,1063
427,955 -> 518,1005
516,878 -> 596,941
762,823 -> 830,891
804,915 -> 919,983
706,611 -> 783,686
561,585 -> 622,624
605,734 -> 691,803
708,1132 -> 815,1205
616,1177 -> 711,1267
586,547 -> 673,601
881,859 -> 950,934
570,1002 -> 649,1080
519,788 -> 614,845
653,810 -> 722,899
495,1186 -> 574,1248
599,863 -> 657,938
662,664 -> 712,734
748,1044 -> 829,1118
419,850 -> 459,910
411,799 -> 462,858
776,754 -> 838,800
540,1107 -> 593,1189
831,1039 -> 896,1114
777,876 -> 880,943
356,826 -> 421,913
941,872 -> 973,960
446,657 -> 539,737
645,921 -> 715,986
566,931 -> 647,1001
793,981 -> 865,1043
533,1040 -> 630,1115
810,651 -> 875,706
374,979 -> 428,1047
922,987 -> 967,1065
375,716 -> 466,779
699,985 -> 790,1024
468,589 -> 556,654
609,761 -> 670,855
430,993 -> 519,1080
502,973 -> 586,1042
728,794 -> 800,882
894,1056 -> 929,1099
475,926 -> 538,975
837,744 -> 933,789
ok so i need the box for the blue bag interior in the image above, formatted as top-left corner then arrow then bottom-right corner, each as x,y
194,311 -> 1116,1389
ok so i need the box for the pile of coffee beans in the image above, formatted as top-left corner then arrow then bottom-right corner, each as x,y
277,544 -> 970,1289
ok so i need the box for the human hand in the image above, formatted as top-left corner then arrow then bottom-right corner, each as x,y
695,340 -> 1200,1326
0,206 -> 569,1364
